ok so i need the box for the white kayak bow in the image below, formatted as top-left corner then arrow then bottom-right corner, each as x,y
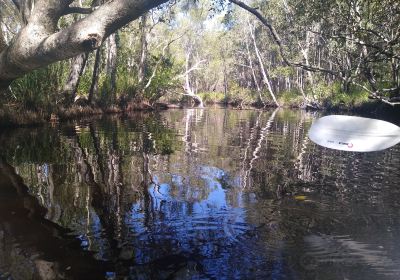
308,115 -> 400,152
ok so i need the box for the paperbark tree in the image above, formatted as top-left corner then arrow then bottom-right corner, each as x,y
105,32 -> 119,99
248,21 -> 279,107
137,13 -> 148,85
88,47 -> 102,103
0,0 -> 169,91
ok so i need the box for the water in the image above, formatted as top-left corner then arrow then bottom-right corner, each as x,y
1,108 -> 400,280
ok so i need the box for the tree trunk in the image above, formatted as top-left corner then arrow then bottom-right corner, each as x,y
183,48 -> 204,108
11,0 -> 34,25
0,0 -> 169,90
60,0 -> 102,105
0,25 -> 7,54
60,53 -> 89,104
137,13 -> 148,85
245,36 -> 262,103
248,21 -> 279,107
89,48 -> 102,103
297,31 -> 315,99
223,60 -> 228,103
106,32 -> 118,101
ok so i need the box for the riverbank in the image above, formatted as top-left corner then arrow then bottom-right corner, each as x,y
0,98 -> 399,128
0,100 -> 182,127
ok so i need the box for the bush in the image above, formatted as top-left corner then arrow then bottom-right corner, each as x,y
225,83 -> 258,105
198,92 -> 226,104
9,62 -> 67,112
277,89 -> 304,107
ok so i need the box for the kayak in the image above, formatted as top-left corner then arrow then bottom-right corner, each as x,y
308,115 -> 400,152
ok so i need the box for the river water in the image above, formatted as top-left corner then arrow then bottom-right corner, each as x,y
1,108 -> 400,280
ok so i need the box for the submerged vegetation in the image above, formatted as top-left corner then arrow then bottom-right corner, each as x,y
0,0 -> 399,124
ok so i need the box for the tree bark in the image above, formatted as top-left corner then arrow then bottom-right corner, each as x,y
106,32 -> 118,100
248,21 -> 279,107
60,53 -> 89,104
0,24 -> 7,54
184,49 -> 204,108
137,13 -> 148,85
89,48 -> 102,103
0,0 -> 169,90
11,0 -> 34,24
60,0 -> 102,104
245,36 -> 262,103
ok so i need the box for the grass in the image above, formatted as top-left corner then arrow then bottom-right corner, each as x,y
277,89 -> 304,107
320,82 -> 371,109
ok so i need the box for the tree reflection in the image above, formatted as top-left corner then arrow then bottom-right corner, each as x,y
1,110 -> 400,279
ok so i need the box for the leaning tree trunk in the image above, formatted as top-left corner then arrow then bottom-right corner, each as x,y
248,21 -> 279,107
60,0 -> 103,105
60,52 -> 89,104
0,0 -> 169,91
245,36 -> 262,102
88,47 -> 102,103
184,51 -> 204,108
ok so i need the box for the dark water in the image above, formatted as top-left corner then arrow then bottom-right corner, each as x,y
1,108 -> 400,280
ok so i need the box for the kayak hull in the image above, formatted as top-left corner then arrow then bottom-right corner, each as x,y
308,115 -> 400,152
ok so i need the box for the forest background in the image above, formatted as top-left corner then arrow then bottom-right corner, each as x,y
0,0 -> 399,124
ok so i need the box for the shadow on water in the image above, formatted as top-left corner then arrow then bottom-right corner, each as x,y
0,158 -> 110,279
1,109 -> 400,279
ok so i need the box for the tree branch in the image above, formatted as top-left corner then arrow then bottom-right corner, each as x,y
175,59 -> 206,80
0,0 -> 169,89
62,7 -> 95,16
229,0 -> 340,77
144,33 -> 185,90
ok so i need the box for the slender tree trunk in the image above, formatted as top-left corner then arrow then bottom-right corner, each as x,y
60,52 -> 89,104
89,48 -> 102,103
245,36 -> 262,102
184,49 -> 204,108
248,21 -> 279,107
223,60 -> 228,103
61,0 -> 102,104
106,32 -> 118,101
391,59 -> 399,92
137,13 -> 148,86
246,36 -> 261,92
297,31 -> 315,98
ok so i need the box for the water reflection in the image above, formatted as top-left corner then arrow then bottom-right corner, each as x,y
1,109 -> 400,279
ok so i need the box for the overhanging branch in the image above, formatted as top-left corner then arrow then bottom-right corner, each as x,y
62,7 -> 95,16
0,0 -> 169,89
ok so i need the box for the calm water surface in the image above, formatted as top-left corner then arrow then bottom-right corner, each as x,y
1,109 -> 400,280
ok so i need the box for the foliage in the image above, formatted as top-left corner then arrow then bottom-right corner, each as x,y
8,62 -> 66,111
277,89 -> 304,107
324,83 -> 370,107
1,0 -> 398,116
198,91 -> 226,103
225,83 -> 258,105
